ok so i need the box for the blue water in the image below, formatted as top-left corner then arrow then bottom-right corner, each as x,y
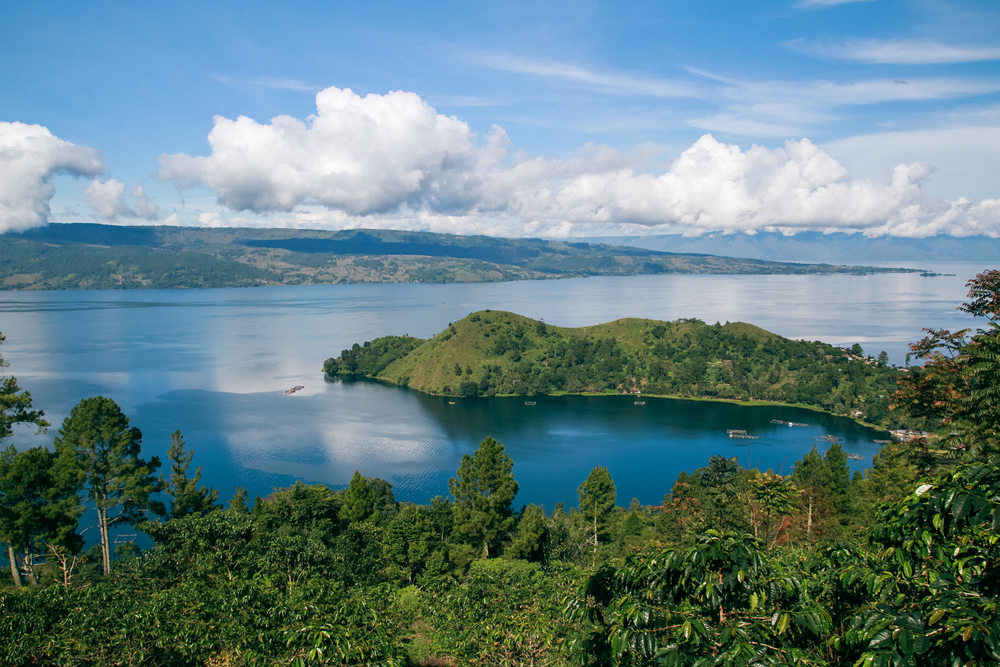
0,264 -> 989,510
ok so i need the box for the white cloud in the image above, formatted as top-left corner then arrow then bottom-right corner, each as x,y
86,179 -> 161,221
681,68 -> 1000,139
0,121 -> 104,233
823,126 -> 1000,203
472,53 -> 702,99
786,38 -> 1000,64
722,76 -> 1000,107
160,86 -> 509,215
162,86 -> 1000,238
86,179 -> 131,220
132,185 -> 160,220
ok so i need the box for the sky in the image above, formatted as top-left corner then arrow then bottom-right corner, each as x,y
2,0 -> 999,239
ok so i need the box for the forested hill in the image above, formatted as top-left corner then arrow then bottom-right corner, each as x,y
0,223 -> 915,290
323,311 -> 909,427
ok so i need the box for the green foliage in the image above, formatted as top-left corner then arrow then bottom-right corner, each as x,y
0,332 -> 49,441
579,466 -> 616,558
893,269 -> 1000,458
52,396 -> 164,575
323,335 -> 422,376
341,471 -> 376,526
329,311 -> 907,427
1,224 -> 911,291
163,430 -> 219,518
0,445 -> 82,586
506,503 -> 548,562
843,461 -> 1000,666
569,532 -> 831,666
449,436 -> 519,559
428,558 -> 583,667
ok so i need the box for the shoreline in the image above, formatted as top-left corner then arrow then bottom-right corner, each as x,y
328,372 -> 892,432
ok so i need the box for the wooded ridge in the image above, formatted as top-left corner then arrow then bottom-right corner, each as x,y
0,224 -> 916,290
324,311 -> 910,428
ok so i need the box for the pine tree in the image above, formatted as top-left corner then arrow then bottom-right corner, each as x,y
449,436 -> 518,559
163,431 -> 219,518
0,446 -> 82,586
53,397 -> 164,575
578,465 -> 616,561
341,470 -> 376,526
0,333 -> 54,586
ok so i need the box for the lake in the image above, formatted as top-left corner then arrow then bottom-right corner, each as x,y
0,262 -> 989,511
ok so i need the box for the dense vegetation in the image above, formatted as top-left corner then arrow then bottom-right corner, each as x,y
325,313 -> 909,428
1,224 -> 914,290
2,271 -> 998,666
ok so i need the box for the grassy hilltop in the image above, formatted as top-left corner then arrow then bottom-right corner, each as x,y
324,310 -> 909,427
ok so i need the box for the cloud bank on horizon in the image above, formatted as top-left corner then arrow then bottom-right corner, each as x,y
158,86 -> 1000,238
4,89 -> 998,238
2,1 -> 999,239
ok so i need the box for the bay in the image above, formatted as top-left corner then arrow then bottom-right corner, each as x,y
0,262 -> 989,511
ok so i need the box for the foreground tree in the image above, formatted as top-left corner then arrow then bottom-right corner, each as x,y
0,333 -> 48,442
893,269 -> 1000,458
163,431 -> 219,518
578,466 -> 616,562
0,446 -> 81,586
0,332 -> 53,586
449,436 -> 518,559
53,397 -> 164,575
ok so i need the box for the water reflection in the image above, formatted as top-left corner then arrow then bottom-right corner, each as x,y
0,267 -> 985,510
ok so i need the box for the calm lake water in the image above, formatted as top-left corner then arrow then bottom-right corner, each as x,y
0,262 -> 990,511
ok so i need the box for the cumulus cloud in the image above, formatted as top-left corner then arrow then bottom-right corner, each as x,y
159,86 -> 508,215
86,178 -> 160,221
0,121 -> 105,233
161,86 -> 1000,238
131,185 -> 160,220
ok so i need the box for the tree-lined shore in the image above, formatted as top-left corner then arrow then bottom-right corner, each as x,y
324,313 -> 911,429
1,272 -> 998,666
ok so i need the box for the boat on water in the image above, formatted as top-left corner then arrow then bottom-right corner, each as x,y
525,401 -> 536,406
280,385 -> 305,396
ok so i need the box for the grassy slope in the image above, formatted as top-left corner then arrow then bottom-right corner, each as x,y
329,311 -> 908,428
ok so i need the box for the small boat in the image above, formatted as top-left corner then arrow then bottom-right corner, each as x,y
448,401 -> 455,404
634,400 -> 645,405
280,385 -> 305,396
525,401 -> 536,406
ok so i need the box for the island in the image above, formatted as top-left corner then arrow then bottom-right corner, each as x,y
324,310 -> 910,428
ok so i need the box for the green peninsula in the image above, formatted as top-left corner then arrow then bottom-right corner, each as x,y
324,311 -> 908,427
1,224 -> 915,290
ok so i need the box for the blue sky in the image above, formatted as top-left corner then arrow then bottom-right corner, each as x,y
2,0 -> 999,237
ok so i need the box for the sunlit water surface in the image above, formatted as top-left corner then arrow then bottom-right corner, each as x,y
0,263 -> 989,510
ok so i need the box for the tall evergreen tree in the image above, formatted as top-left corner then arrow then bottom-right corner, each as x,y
0,333 -> 49,442
341,470 -> 376,526
823,441 -> 855,519
449,436 -> 518,559
0,446 -> 82,586
506,503 -> 547,562
53,397 -> 164,575
578,465 -> 616,561
163,431 -> 219,518
0,332 -> 54,586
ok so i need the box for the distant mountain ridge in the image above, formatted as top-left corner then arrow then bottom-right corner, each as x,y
0,224 -> 917,290
582,232 -> 1000,262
